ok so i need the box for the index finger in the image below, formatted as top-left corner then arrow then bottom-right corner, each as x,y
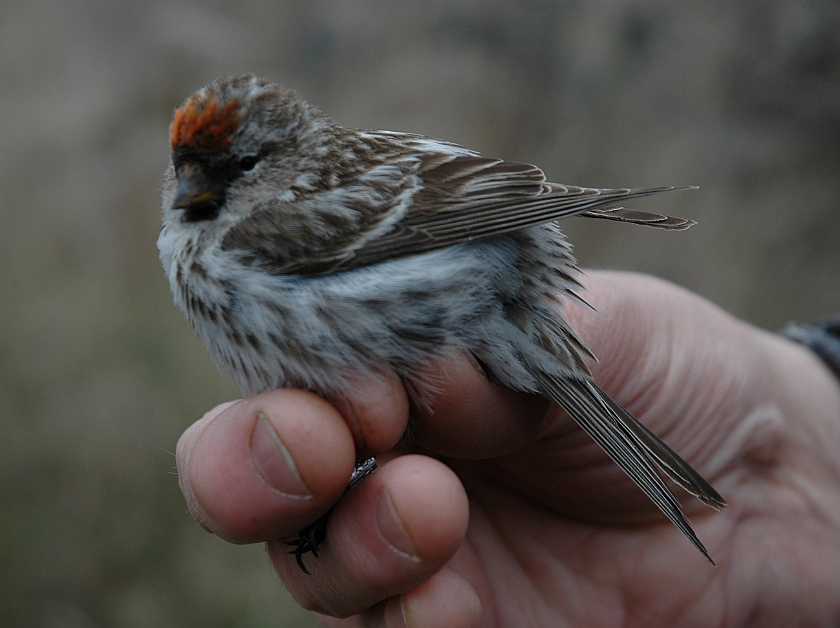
408,352 -> 555,459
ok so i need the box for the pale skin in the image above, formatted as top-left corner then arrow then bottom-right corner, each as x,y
176,271 -> 840,627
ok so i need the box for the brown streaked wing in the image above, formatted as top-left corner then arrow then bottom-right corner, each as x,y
260,154 -> 694,276
326,161 -> 690,272
410,155 -> 547,207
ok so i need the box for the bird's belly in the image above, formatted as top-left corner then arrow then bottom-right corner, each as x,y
203,242 -> 517,396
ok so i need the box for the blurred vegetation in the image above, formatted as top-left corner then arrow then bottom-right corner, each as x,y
0,0 -> 838,626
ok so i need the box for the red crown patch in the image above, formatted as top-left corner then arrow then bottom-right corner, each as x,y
170,94 -> 240,152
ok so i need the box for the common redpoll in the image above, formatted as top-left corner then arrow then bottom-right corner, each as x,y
158,74 -> 725,571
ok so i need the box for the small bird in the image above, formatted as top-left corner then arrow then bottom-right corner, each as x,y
158,74 -> 725,571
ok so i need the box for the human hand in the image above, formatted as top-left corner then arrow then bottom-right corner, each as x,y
175,271 -> 840,627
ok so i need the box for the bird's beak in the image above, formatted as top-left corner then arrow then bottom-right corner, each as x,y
172,183 -> 221,210
172,164 -> 223,217
172,164 -> 225,222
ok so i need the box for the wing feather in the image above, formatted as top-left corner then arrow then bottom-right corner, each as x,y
329,184 -> 689,272
227,146 -> 695,276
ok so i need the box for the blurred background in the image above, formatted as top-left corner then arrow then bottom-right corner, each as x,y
1,0 -> 838,626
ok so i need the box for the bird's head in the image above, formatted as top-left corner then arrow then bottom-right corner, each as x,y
162,74 -> 331,230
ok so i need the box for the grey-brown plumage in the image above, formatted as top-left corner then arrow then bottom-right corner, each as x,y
158,74 -> 725,570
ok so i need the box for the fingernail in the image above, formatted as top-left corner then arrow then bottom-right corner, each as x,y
375,487 -> 419,561
250,413 -> 311,498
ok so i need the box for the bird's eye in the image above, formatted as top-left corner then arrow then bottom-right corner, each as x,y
239,155 -> 259,172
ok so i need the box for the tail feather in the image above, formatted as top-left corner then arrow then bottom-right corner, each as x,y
594,384 -> 726,510
537,372 -> 722,564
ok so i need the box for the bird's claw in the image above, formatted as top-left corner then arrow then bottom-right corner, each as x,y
286,457 -> 378,574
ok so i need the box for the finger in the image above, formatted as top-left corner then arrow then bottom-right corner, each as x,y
270,454 -> 469,619
177,389 -> 357,543
377,567 -> 483,628
326,370 -> 410,456
177,400 -> 240,532
563,270 -> 739,400
318,567 -> 482,628
564,271 -> 749,439
562,270 -> 665,389
409,352 -> 555,459
563,269 -> 759,494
